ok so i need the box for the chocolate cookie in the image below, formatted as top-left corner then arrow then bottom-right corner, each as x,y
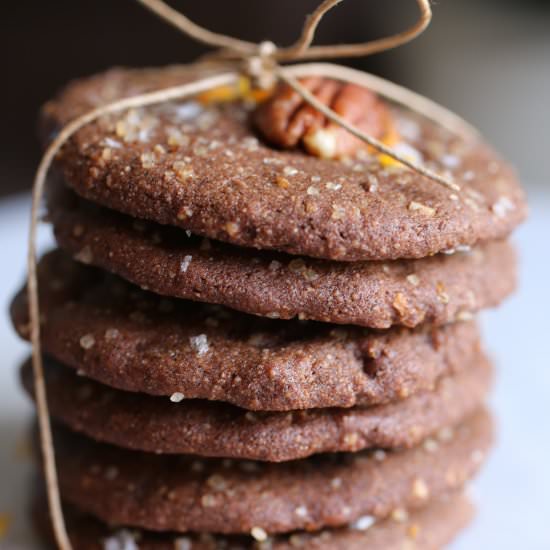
12,251 -> 483,411
21,355 -> 491,461
48,183 -> 517,329
33,490 -> 474,550
42,66 -> 527,261
49,410 -> 491,534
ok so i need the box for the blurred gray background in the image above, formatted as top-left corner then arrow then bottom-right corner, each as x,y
399,0 -> 549,188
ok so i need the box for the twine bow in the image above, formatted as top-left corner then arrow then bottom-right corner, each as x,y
28,1 -> 478,548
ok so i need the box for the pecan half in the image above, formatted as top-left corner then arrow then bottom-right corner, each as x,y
254,77 -> 395,159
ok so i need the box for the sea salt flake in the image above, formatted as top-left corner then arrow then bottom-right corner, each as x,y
351,515 -> 375,531
373,449 -> 386,461
177,206 -> 194,220
174,101 -> 202,121
283,166 -> 298,177
408,201 -> 435,217
367,175 -> 379,193
180,255 -> 193,273
103,529 -> 139,550
491,196 -> 516,218
80,334 -> 95,350
306,185 -> 319,195
263,157 -> 282,165
251,527 -> 268,542
170,392 -> 185,403
441,154 -> 460,168
140,151 -> 155,168
103,137 -> 122,149
174,537 -> 192,550
189,334 -> 209,356
295,505 -> 308,518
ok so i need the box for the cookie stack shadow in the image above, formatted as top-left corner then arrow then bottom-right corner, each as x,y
11,67 -> 526,549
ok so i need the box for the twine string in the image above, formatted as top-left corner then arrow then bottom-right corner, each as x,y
279,0 -> 432,61
173,0 -> 432,62
27,72 -> 240,550
135,0 -> 256,55
28,1 -> 476,548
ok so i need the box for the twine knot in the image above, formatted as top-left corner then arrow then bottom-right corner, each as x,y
245,40 -> 278,90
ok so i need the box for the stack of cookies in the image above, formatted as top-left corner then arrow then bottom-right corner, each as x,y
11,67 -> 526,549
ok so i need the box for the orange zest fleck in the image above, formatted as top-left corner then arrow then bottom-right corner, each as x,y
198,77 -> 272,105
377,117 -> 402,167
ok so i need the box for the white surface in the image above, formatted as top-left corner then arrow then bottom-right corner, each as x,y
0,192 -> 549,548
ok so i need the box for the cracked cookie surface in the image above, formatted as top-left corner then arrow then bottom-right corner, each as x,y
12,251 -> 483,411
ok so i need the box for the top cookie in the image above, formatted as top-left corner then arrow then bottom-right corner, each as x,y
42,66 -> 527,261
